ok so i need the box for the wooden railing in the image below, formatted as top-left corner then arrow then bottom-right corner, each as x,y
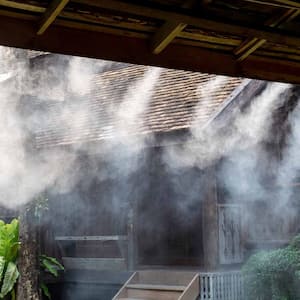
199,271 -> 244,300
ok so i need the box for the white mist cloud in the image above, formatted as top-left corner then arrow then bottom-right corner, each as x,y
162,79 -> 298,239
114,67 -> 161,144
67,57 -> 109,96
0,47 -> 162,211
0,44 -> 298,249
274,93 -> 300,221
164,81 -> 291,170
0,48 -> 67,208
192,75 -> 229,134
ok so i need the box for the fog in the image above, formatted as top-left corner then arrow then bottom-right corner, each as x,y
0,46 -> 299,299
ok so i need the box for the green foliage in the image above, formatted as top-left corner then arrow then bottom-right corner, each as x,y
40,255 -> 64,278
0,257 -> 5,283
40,255 -> 64,299
0,219 -> 20,263
0,262 -> 19,298
31,195 -> 64,299
40,283 -> 51,300
243,235 -> 300,300
0,219 -> 20,300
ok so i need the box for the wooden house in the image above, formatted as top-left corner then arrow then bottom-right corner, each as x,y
11,53 -> 300,299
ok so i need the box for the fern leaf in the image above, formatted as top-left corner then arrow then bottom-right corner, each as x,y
42,259 -> 58,277
40,255 -> 64,271
41,283 -> 51,299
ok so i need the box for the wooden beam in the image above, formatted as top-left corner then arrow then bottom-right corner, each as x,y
57,18 -> 233,52
256,49 -> 300,61
236,39 -> 266,61
266,8 -> 300,26
240,0 -> 300,9
37,0 -> 69,35
234,9 -> 300,61
179,30 -> 241,46
0,0 -> 45,12
72,0 -> 300,48
152,21 -> 186,54
55,18 -> 149,39
151,0 -> 195,54
0,9 -> 39,21
60,10 -> 156,33
38,15 -> 238,50
273,0 -> 300,7
0,15 -> 300,84
235,37 -> 259,56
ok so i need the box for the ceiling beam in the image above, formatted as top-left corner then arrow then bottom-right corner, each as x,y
152,21 -> 186,54
240,0 -> 300,9
37,0 -> 69,35
0,15 -> 300,84
0,0 -> 45,12
273,0 -> 300,7
234,8 -> 300,61
151,0 -> 196,54
236,39 -> 266,62
72,0 -> 300,49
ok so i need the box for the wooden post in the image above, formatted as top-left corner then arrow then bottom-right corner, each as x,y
202,167 -> 219,270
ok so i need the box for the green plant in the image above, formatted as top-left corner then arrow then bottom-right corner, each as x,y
243,235 -> 300,300
40,255 -> 64,299
28,195 -> 64,299
0,219 -> 20,300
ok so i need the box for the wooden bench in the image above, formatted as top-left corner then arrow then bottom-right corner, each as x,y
55,235 -> 129,271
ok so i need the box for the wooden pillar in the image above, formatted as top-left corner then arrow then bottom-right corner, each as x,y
202,167 -> 219,271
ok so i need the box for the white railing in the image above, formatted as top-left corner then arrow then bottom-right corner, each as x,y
199,271 -> 244,300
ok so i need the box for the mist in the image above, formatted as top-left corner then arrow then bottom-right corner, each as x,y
0,45 -> 299,241
0,48 -> 162,212
0,46 -> 300,299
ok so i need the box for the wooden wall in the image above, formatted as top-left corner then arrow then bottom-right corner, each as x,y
46,143 -> 208,268
137,146 -> 204,267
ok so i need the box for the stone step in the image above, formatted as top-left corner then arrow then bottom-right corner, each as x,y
113,270 -> 199,300
118,298 -> 147,300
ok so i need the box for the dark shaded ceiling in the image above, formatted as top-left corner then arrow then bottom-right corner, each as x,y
0,0 -> 300,83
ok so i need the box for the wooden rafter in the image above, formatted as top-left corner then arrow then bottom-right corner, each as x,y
0,0 -> 299,83
240,0 -> 300,9
235,39 -> 266,62
234,8 -> 300,61
0,0 -> 45,12
37,0 -> 69,35
151,0 -> 196,54
0,0 -> 299,49
152,21 -> 186,54
0,15 -> 300,84
179,30 -> 241,46
55,18 -> 149,39
271,0 -> 300,7
0,9 -> 39,21
72,0 -> 300,48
